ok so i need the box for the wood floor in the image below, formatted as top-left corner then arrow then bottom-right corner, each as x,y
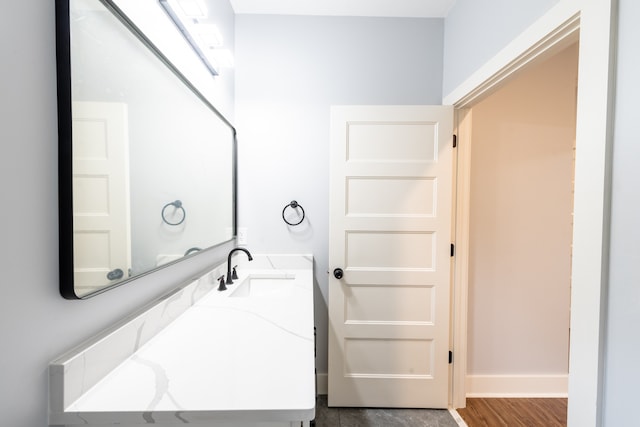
456,398 -> 567,427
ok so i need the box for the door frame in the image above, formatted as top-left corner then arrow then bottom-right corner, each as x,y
445,1 -> 617,427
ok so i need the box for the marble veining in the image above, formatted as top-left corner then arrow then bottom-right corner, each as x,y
49,255 -> 315,427
130,355 -> 176,411
50,268 -> 222,417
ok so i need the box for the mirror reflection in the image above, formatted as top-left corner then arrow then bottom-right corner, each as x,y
58,0 -> 236,298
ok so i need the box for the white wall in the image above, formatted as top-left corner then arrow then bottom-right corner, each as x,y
234,14 -> 445,376
442,0 -> 560,97
0,0 -> 235,426
602,0 -> 640,424
467,44 -> 577,392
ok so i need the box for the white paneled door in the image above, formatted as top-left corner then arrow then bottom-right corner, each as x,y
72,101 -> 131,296
328,105 -> 454,408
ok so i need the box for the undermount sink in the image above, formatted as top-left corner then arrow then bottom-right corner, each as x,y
229,274 -> 296,298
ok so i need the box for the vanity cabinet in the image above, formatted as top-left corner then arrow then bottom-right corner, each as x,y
49,255 -> 315,427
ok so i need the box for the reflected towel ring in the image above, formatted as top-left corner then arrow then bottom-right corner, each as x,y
184,247 -> 201,256
162,200 -> 186,226
282,200 -> 305,226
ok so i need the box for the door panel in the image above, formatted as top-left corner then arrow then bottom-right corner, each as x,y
72,101 -> 131,296
347,177 -> 436,215
328,105 -> 453,408
345,285 -> 434,323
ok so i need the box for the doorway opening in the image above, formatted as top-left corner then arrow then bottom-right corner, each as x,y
455,43 -> 579,426
449,5 -> 616,427
467,42 -> 578,396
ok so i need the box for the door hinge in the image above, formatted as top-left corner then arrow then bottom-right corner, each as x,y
449,351 -> 453,364
451,243 -> 455,257
453,134 -> 457,148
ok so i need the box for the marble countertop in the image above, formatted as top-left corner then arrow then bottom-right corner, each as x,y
49,255 -> 315,426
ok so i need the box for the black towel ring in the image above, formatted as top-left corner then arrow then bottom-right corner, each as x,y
162,200 -> 186,226
282,200 -> 305,226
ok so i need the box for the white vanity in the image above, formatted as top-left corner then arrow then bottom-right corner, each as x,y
49,255 -> 316,427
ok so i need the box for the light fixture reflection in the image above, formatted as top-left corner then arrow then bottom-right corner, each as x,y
159,0 -> 231,76
207,49 -> 234,68
194,24 -> 223,48
174,0 -> 207,17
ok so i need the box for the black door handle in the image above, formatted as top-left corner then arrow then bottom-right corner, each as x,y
107,268 -> 124,281
333,268 -> 344,279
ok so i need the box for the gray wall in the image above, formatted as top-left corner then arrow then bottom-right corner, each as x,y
2,0 -> 637,424
442,0 -> 559,96
234,14 -> 445,376
602,0 -> 640,424
0,1 -> 235,426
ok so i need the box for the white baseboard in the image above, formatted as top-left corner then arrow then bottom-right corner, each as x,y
316,373 -> 328,395
449,408 -> 470,427
466,374 -> 568,398
317,373 -> 565,399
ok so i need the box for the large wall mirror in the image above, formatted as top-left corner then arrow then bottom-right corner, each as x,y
56,0 -> 236,299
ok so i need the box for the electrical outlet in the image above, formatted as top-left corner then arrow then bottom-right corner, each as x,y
237,227 -> 248,245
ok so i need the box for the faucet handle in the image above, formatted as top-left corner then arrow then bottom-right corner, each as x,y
217,275 -> 227,291
232,265 -> 238,280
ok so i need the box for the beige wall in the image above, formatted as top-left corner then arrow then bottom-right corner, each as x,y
467,44 -> 578,389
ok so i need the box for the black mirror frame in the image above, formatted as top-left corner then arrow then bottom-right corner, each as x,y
55,0 -> 237,299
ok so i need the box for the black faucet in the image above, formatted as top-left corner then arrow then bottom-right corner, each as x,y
217,275 -> 227,291
226,247 -> 253,284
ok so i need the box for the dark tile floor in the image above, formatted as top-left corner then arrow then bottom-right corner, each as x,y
313,396 -> 460,427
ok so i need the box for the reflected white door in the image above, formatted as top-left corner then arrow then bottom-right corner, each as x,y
328,105 -> 453,408
72,101 -> 131,296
